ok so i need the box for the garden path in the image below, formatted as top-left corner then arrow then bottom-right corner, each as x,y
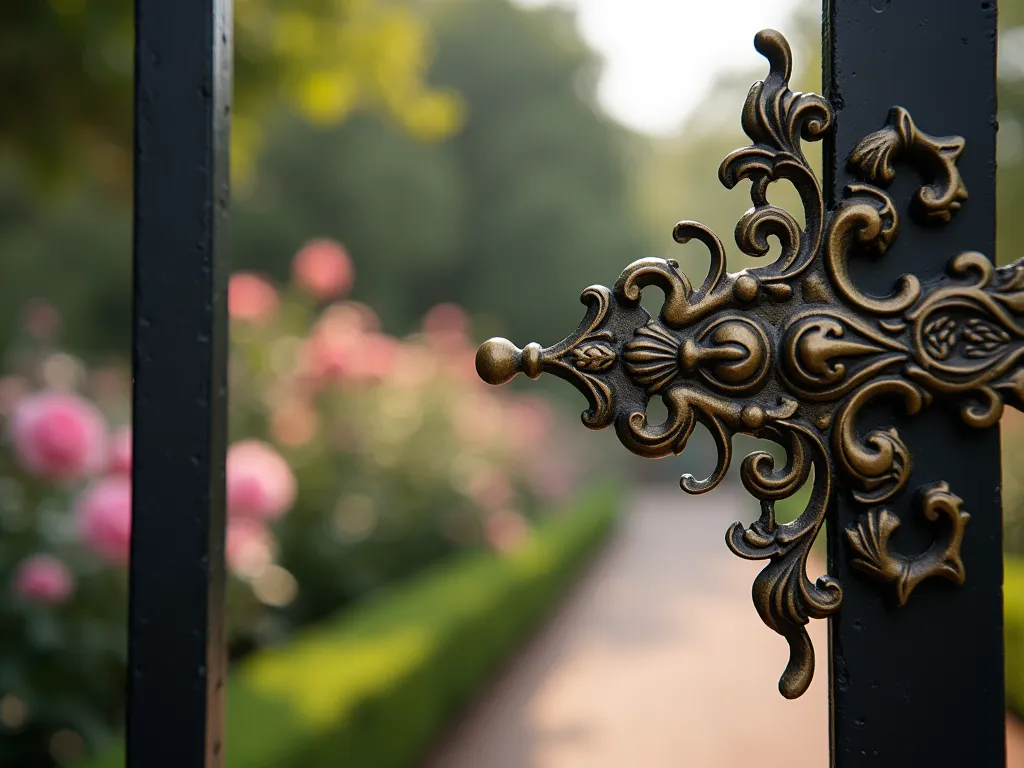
425,486 -> 1024,768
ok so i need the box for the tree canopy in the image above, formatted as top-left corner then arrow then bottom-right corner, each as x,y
232,0 -> 650,343
0,0 -> 461,190
0,0 -> 649,357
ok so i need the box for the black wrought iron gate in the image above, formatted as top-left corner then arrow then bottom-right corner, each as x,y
127,1 -> 1004,767
825,3 -> 1003,764
129,1 -> 230,766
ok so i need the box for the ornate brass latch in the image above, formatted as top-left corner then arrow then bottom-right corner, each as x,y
476,30 -> 1021,699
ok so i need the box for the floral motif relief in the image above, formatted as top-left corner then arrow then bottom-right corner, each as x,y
571,343 -> 617,372
475,28 -> 1022,699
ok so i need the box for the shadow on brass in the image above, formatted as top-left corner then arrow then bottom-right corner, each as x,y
476,28 -> 1017,698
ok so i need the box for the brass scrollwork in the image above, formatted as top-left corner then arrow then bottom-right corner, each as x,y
475,29 -> 1019,698
846,483 -> 970,606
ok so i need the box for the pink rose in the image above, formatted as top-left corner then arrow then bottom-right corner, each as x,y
298,305 -> 398,386
229,272 -> 279,325
297,305 -> 362,384
292,239 -> 354,301
226,518 -> 275,578
76,476 -> 132,565
226,440 -> 296,520
10,392 -> 108,481
301,333 -> 353,383
109,427 -> 132,474
13,554 -> 75,604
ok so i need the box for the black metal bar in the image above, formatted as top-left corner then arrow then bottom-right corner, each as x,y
824,2 -> 1001,765
128,0 -> 231,765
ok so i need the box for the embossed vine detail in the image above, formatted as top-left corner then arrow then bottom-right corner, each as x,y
475,28 -> 1023,699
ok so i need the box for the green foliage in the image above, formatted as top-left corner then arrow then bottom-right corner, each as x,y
231,115 -> 466,332
0,0 -> 460,191
0,0 -> 649,361
1005,557 -> 1024,717
232,0 -> 647,339
0,373 -> 131,765
231,0 -> 650,343
0,263 -> 589,765
0,173 -> 132,356
88,486 -> 619,768
0,517 -> 128,767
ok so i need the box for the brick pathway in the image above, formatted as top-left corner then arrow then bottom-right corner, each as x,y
426,487 -> 1024,768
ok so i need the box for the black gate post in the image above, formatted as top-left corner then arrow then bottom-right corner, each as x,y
128,0 -> 231,766
824,2 -> 1003,765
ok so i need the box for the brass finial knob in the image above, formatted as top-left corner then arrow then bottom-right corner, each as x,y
476,337 -> 522,385
477,338 -> 545,384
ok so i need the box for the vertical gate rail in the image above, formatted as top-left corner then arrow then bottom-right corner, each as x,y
476,3 -> 1002,765
825,2 -> 1002,765
129,1 -> 231,766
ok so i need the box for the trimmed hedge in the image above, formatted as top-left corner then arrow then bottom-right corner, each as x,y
90,487 -> 619,768
1007,557 -> 1024,716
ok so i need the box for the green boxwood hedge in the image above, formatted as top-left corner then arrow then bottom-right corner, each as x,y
90,487 -> 619,768
1007,557 -> 1024,716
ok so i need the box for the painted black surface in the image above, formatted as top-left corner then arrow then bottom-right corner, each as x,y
824,1 -> 1002,766
128,1 -> 231,766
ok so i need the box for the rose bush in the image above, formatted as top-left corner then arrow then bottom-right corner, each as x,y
227,239 -> 581,645
0,239 -> 583,766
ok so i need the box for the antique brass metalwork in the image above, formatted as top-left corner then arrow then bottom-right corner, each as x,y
846,483 -> 970,607
476,29 -> 1023,698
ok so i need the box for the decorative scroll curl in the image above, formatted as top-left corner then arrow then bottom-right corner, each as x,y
726,422 -> 841,698
846,483 -> 970,606
850,106 -> 968,225
476,28 -> 1021,699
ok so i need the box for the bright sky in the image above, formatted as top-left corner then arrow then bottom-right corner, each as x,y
514,0 -> 805,135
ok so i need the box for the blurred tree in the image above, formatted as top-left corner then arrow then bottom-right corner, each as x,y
232,0 -> 650,342
428,0 -> 650,344
0,0 -> 462,192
